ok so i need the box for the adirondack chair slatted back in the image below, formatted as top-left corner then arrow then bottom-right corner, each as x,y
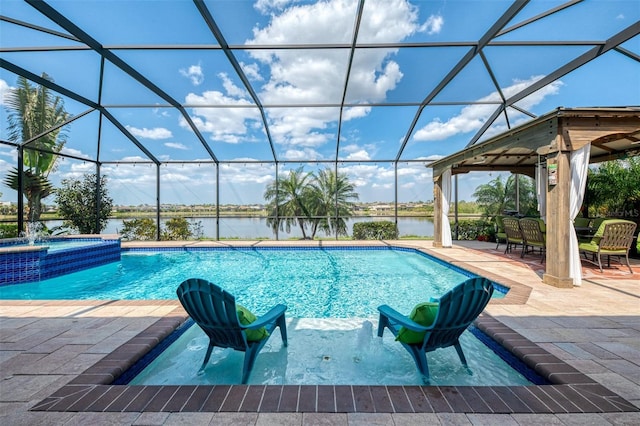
598,221 -> 637,251
177,278 -> 247,350
422,277 -> 493,351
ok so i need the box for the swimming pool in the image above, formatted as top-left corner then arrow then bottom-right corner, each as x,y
0,247 -> 504,318
0,237 -> 121,285
0,245 -> 536,386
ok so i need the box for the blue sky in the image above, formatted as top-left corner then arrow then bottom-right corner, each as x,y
1,0 -> 639,206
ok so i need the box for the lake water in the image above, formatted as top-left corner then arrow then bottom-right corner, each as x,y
47,216 -> 435,239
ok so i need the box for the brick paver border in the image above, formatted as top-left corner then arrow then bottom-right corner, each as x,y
30,303 -> 638,414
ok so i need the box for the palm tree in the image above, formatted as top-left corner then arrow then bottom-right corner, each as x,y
308,168 -> 359,238
585,157 -> 640,217
473,174 -> 537,219
264,167 -> 314,238
4,74 -> 69,222
472,175 -> 511,219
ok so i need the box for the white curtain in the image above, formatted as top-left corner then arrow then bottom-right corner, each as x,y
569,143 -> 591,286
441,168 -> 453,247
536,158 -> 547,222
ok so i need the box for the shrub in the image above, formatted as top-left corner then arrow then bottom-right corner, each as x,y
161,217 -> 192,240
55,173 -> 113,234
353,221 -> 398,240
120,218 -> 156,241
453,219 -> 495,241
0,223 -> 19,239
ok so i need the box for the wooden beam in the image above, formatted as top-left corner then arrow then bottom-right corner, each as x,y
561,116 -> 640,150
451,165 -> 535,177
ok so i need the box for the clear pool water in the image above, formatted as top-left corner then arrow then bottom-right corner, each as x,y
128,318 -> 536,386
0,247 -> 496,318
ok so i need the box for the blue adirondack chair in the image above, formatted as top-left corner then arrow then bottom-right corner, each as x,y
377,276 -> 494,383
176,278 -> 288,384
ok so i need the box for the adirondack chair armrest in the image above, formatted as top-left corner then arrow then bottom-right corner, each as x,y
378,304 -> 430,333
243,304 -> 287,329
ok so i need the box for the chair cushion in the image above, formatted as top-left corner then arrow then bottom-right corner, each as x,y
396,302 -> 439,344
589,219 -> 629,246
237,305 -> 269,341
578,241 -> 598,253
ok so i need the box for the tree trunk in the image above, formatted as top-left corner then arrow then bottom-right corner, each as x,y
298,218 -> 307,239
28,191 -> 42,222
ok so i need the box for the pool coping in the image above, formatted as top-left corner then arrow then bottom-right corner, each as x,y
28,301 -> 638,414
17,242 -> 638,414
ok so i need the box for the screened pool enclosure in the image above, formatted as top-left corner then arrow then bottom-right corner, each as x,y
1,0 -> 639,239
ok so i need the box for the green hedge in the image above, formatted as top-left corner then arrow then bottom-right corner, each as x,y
352,221 -> 398,240
0,223 -> 19,239
453,219 -> 495,241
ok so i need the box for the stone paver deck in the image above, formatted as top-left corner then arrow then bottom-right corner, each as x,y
1,240 -> 639,425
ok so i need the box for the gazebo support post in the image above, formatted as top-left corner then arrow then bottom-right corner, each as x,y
542,134 -> 574,288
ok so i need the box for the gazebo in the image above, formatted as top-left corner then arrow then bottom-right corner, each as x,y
429,107 -> 640,287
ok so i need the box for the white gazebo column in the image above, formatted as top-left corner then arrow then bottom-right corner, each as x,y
542,139 -> 574,288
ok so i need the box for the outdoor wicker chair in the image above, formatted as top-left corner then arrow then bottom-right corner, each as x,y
519,218 -> 546,263
578,219 -> 637,274
502,217 -> 524,256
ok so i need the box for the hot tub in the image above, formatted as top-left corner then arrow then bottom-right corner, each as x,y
0,236 -> 121,285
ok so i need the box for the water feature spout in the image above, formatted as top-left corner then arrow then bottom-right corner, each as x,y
26,222 -> 43,245
353,320 -> 374,363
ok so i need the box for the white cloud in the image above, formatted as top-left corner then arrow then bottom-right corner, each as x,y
59,147 -> 91,159
182,90 -> 261,143
413,75 -> 563,141
339,163 -> 388,188
119,156 -> 150,162
247,0 -> 422,149
164,142 -> 188,150
68,162 -> 94,173
0,147 -> 16,160
152,107 -> 171,118
344,149 -> 371,161
160,172 -> 192,183
221,162 -> 275,185
219,73 -> 248,98
0,79 -> 12,106
421,14 -> 444,35
240,62 -> 263,82
254,0 -> 300,14
126,126 -> 173,139
372,182 -> 393,189
179,64 -> 204,86
282,147 -> 322,160
340,143 -> 377,161
342,106 -> 371,121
